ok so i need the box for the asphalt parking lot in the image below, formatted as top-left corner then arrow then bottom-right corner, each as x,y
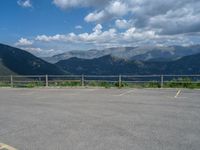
0,88 -> 200,150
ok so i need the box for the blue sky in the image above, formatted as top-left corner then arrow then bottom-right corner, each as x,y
1,0 -> 200,56
0,1 -> 92,42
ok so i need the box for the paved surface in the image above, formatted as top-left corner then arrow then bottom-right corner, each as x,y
0,88 -> 200,150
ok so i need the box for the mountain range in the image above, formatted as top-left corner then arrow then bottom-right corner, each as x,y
43,45 -> 200,63
56,54 -> 200,75
0,43 -> 200,75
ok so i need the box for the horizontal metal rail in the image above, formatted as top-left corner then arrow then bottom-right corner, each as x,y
0,74 -> 199,88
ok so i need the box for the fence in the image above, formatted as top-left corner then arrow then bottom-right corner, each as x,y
0,75 -> 200,88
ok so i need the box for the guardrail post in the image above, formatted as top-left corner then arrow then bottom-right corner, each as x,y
81,74 -> 85,87
10,75 -> 13,88
119,75 -> 122,88
45,75 -> 48,87
161,75 -> 164,88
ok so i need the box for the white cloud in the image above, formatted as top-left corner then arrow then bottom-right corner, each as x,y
34,24 -> 166,48
93,24 -> 102,32
85,11 -> 106,22
21,47 -> 60,57
12,0 -> 200,55
75,25 -> 83,29
54,0 -> 200,36
85,1 -> 129,22
53,0 -> 108,9
17,0 -> 32,8
53,0 -> 80,9
15,38 -> 33,46
123,28 -> 158,41
115,19 -> 131,29
35,33 -> 77,42
35,24 -> 117,44
22,47 -> 43,53
107,1 -> 128,16
21,23 -> 198,56
127,0 -> 200,35
35,34 -> 67,42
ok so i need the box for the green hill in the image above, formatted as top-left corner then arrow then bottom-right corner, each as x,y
0,44 -> 66,75
165,53 -> 200,74
56,54 -> 200,75
0,60 -> 15,75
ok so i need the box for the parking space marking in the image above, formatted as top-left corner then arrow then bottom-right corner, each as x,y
175,90 -> 181,98
0,143 -> 17,150
114,90 -> 135,96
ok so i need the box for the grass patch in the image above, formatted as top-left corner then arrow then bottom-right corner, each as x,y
123,82 -> 161,88
14,81 -> 45,88
49,81 -> 81,87
164,78 -> 200,89
0,82 -> 11,87
86,81 -> 116,88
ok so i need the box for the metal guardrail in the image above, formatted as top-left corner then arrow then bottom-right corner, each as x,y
0,75 -> 200,88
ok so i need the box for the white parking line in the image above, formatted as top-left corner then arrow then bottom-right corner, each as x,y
114,90 -> 135,96
175,90 -> 181,98
0,143 -> 17,150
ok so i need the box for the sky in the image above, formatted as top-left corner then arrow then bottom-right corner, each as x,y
0,0 -> 200,57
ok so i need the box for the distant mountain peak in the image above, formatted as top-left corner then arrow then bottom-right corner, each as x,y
42,45 -> 200,63
56,52 -> 200,75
